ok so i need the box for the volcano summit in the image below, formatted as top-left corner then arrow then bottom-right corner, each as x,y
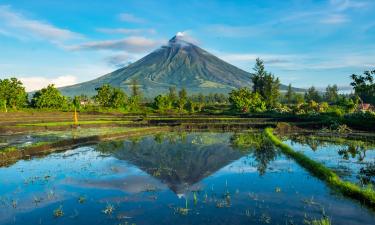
60,34 -> 290,97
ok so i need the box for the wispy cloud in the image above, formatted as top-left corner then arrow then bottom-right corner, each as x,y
105,53 -> 139,68
118,13 -> 146,23
174,30 -> 200,45
97,28 -> 156,35
206,24 -> 258,38
330,0 -> 370,11
0,5 -> 82,44
320,14 -> 349,24
69,36 -> 163,53
20,75 -> 78,92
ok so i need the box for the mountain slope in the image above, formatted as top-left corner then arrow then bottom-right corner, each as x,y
60,35 -> 295,97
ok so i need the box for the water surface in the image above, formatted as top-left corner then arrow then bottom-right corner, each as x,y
0,132 -> 374,225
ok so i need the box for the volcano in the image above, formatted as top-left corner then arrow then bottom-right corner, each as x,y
60,34 -> 292,97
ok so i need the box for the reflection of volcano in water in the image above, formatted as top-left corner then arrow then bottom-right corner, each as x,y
96,133 -> 245,194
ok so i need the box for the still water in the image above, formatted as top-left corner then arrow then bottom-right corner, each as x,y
0,132 -> 374,225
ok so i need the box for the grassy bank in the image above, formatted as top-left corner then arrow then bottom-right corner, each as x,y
264,128 -> 375,208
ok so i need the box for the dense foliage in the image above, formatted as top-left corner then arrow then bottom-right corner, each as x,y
94,84 -> 127,108
250,58 -> 280,108
350,70 -> 375,104
0,78 -> 28,110
229,88 -> 266,113
31,84 -> 68,109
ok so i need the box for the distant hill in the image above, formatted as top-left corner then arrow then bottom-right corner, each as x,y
60,34 -> 302,97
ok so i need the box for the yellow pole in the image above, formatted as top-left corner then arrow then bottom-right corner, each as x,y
74,107 -> 78,125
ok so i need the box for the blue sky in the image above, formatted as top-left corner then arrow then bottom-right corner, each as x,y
0,0 -> 374,91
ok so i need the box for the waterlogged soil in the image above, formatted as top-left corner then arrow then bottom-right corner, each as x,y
0,132 -> 374,225
0,127 -> 141,150
284,136 -> 375,186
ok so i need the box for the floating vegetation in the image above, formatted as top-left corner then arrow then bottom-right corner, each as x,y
33,196 -> 42,205
102,203 -> 115,215
11,199 -> 17,209
193,192 -> 198,205
175,198 -> 190,216
78,196 -> 86,204
53,205 -> 64,218
260,212 -> 271,224
305,217 -> 331,225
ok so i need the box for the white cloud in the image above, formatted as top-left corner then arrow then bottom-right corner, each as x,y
174,30 -> 199,45
0,5 -> 82,44
320,14 -> 349,24
97,28 -> 156,35
20,75 -> 78,92
118,13 -> 145,23
70,36 -> 163,53
105,53 -> 141,68
330,0 -> 370,11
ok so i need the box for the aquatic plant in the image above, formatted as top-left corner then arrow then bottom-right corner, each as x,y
78,196 -> 86,204
102,203 -> 114,215
53,205 -> 64,217
310,217 -> 331,225
11,199 -> 17,209
265,128 -> 375,208
175,198 -> 190,215
260,213 -> 271,224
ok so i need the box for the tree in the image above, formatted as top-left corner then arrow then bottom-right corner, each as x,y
250,58 -> 280,108
94,84 -> 127,108
304,86 -> 321,102
229,87 -> 266,113
197,93 -> 205,111
324,85 -> 339,103
31,84 -> 67,109
73,96 -> 81,110
186,100 -> 196,113
285,84 -> 294,104
111,88 -> 127,108
350,70 -> 375,104
0,77 -> 28,109
295,93 -> 305,104
128,79 -> 142,110
168,86 -> 178,106
154,95 -> 170,111
178,88 -> 187,111
94,84 -> 113,107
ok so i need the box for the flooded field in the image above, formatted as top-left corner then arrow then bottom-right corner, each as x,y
284,135 -> 375,187
1,132 -> 375,225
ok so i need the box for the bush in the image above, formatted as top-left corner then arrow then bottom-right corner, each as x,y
229,88 -> 266,113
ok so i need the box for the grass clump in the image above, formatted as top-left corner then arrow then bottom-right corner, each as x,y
17,120 -> 130,127
311,217 -> 331,225
0,146 -> 18,153
265,128 -> 375,208
53,205 -> 64,218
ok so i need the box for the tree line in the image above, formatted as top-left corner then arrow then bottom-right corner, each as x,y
0,78 -> 228,112
0,64 -> 373,114
228,58 -> 374,115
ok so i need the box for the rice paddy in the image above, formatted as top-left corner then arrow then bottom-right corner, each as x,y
1,132 -> 375,225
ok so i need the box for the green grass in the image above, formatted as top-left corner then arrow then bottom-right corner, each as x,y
311,217 -> 331,225
27,141 -> 52,148
265,128 -> 375,208
17,120 -> 131,127
0,146 -> 18,153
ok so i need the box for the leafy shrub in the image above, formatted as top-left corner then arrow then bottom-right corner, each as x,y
229,88 -> 266,113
